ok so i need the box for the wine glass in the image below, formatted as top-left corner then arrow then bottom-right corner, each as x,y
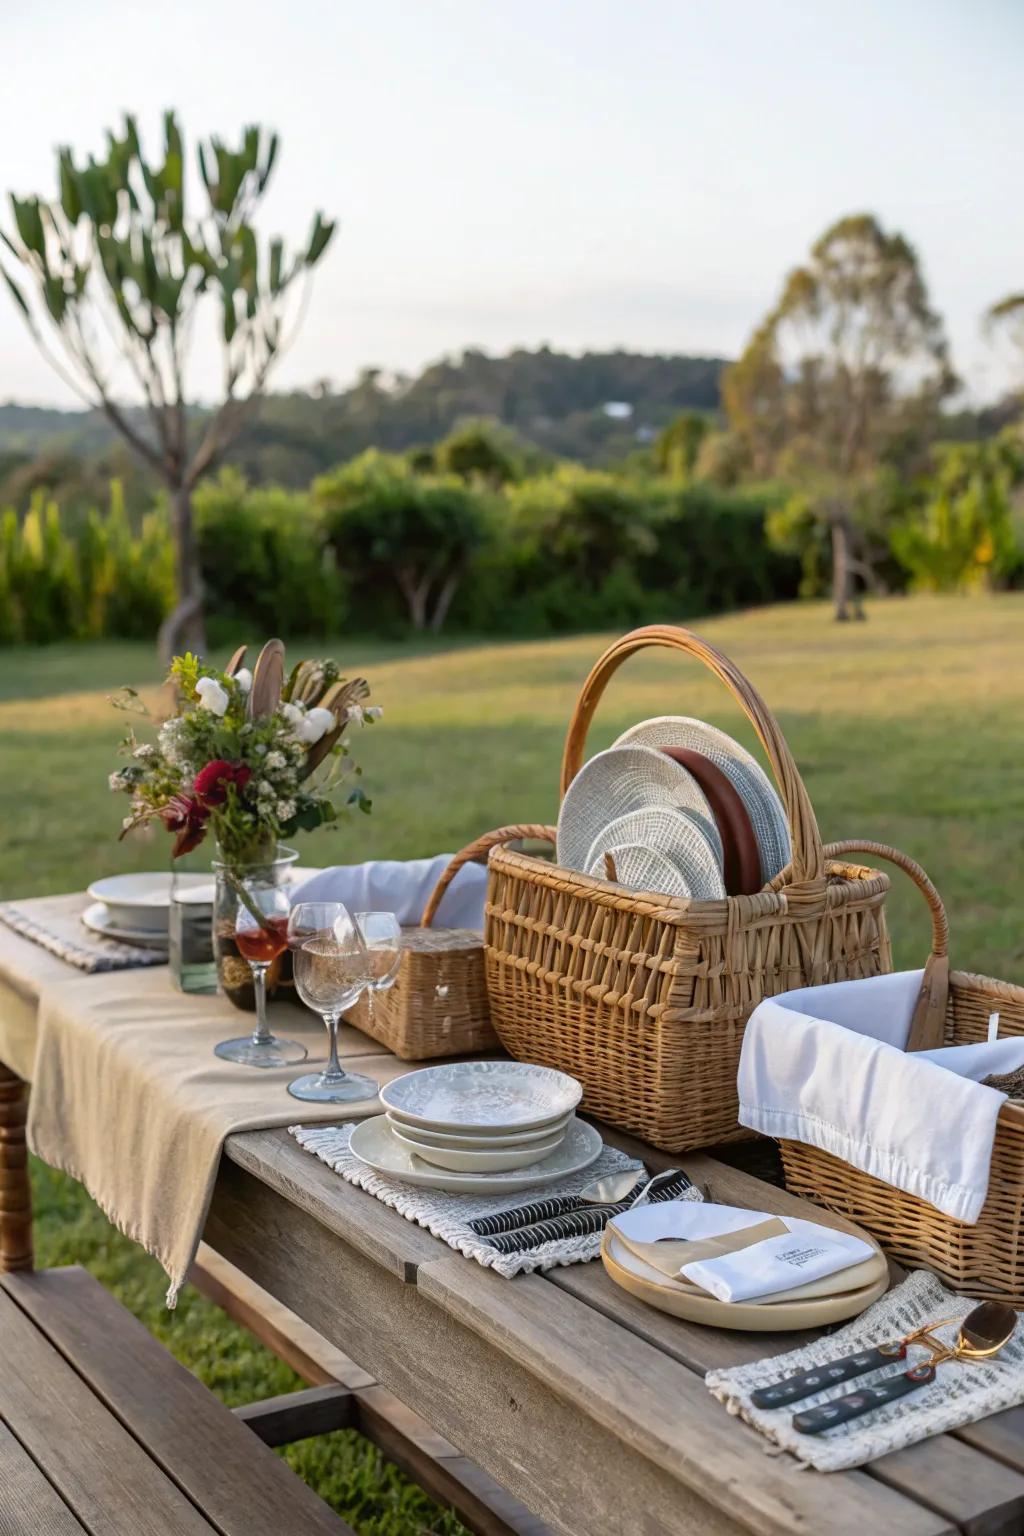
287,901 -> 379,1103
356,911 -> 402,1020
214,879 -> 308,1068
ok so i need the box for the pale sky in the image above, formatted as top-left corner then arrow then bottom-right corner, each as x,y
2,0 -> 1020,408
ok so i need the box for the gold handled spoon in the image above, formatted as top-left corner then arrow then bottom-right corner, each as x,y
793,1300 -> 1017,1435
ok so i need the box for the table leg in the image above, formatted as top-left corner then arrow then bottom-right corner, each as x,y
0,1060 -> 33,1272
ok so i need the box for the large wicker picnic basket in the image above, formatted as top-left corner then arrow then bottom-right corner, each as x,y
779,839 -> 1024,1306
435,626 -> 896,1152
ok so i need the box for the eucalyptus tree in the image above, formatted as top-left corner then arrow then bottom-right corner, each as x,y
986,291 -> 1024,407
723,215 -> 954,619
1,112 -> 335,658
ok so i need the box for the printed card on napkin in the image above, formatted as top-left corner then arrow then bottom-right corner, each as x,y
680,1223 -> 874,1303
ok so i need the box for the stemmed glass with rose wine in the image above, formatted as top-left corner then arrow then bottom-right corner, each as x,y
214,879 -> 308,1067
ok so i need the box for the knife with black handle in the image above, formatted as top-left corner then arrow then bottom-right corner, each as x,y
750,1341 -> 908,1409
792,1361 -> 937,1434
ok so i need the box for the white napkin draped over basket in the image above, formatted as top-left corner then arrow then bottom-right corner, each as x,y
738,969 -> 1024,1224
290,854 -> 487,931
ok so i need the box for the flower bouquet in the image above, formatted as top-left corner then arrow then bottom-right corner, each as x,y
110,639 -> 379,1006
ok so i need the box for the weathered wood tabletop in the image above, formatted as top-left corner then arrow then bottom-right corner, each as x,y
3,920 -> 1024,1536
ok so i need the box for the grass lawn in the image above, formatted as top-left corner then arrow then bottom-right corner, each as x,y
2,593 -> 1023,1530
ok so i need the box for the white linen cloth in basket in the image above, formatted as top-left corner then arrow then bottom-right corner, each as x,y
738,969 -> 1024,1224
290,854 -> 487,930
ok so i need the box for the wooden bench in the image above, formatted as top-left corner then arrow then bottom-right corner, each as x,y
0,1265 -> 355,1535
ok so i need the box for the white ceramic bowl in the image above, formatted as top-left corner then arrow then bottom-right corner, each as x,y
384,1111 -> 574,1149
387,1120 -> 565,1173
86,872 -> 208,935
380,1060 -> 582,1133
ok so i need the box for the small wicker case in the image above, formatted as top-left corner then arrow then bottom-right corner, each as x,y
779,840 -> 1024,1307
344,825 -> 552,1061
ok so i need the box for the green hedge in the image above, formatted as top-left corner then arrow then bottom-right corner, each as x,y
0,484 -> 174,644
0,467 -> 805,646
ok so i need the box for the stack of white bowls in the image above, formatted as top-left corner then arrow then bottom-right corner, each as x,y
378,1060 -> 583,1174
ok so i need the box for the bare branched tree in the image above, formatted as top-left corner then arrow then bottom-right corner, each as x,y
1,112 -> 335,659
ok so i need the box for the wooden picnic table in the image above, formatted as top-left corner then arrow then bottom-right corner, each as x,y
3,919 -> 1024,1536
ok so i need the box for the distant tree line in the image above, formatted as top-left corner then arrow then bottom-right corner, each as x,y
1,409 -> 1021,648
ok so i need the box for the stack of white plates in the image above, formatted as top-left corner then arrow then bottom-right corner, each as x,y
556,717 -> 791,900
83,872 -> 210,950
350,1061 -> 601,1195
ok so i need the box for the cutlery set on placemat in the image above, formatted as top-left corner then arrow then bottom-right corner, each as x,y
556,715 -> 791,898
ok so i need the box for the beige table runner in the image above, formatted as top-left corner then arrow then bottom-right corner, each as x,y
26,964 -> 403,1303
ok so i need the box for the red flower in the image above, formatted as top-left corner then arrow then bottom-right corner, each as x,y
193,759 -> 253,808
160,794 -> 210,857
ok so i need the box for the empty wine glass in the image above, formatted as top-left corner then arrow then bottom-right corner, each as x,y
356,910 -> 402,1020
288,901 -> 379,1103
214,879 -> 308,1068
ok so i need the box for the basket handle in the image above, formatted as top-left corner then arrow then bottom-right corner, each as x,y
824,839 -> 950,1052
421,824 -> 557,928
560,624 -> 825,883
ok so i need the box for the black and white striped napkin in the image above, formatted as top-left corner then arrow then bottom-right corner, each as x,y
473,1169 -> 699,1255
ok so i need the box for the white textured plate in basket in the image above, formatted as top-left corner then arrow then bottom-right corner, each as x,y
387,1120 -> 565,1173
585,805 -> 726,900
349,1114 -> 602,1194
557,744 -> 721,874
613,717 -> 791,884
380,1060 -> 582,1133
384,1111 -> 574,1149
81,902 -> 169,950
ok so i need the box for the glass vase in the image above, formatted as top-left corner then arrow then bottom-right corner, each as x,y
212,846 -> 299,1012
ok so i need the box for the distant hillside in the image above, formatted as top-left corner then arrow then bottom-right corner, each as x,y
0,347 -> 727,506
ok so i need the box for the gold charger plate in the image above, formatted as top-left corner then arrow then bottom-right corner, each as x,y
600,1228 -> 890,1332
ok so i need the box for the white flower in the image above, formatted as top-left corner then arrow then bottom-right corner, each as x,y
365,706 -> 382,721
280,702 -> 305,729
276,799 -> 297,821
347,704 -> 364,727
298,707 -> 335,745
253,743 -> 267,756
132,743 -> 156,761
195,677 -> 229,716
266,751 -> 287,771
233,668 -> 252,693
108,770 -> 126,791
121,814 -> 135,829
257,778 -> 275,799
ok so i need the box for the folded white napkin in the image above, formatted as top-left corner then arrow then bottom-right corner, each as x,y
290,854 -> 487,930
680,1223 -> 874,1302
612,1199 -> 774,1244
738,970 -> 1024,1224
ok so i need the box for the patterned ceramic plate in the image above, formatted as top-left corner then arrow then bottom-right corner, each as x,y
349,1114 -> 602,1194
613,717 -> 791,884
380,1060 -> 582,1133
557,744 -> 719,874
585,806 -> 726,900
387,1120 -> 565,1173
384,1112 -> 575,1149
